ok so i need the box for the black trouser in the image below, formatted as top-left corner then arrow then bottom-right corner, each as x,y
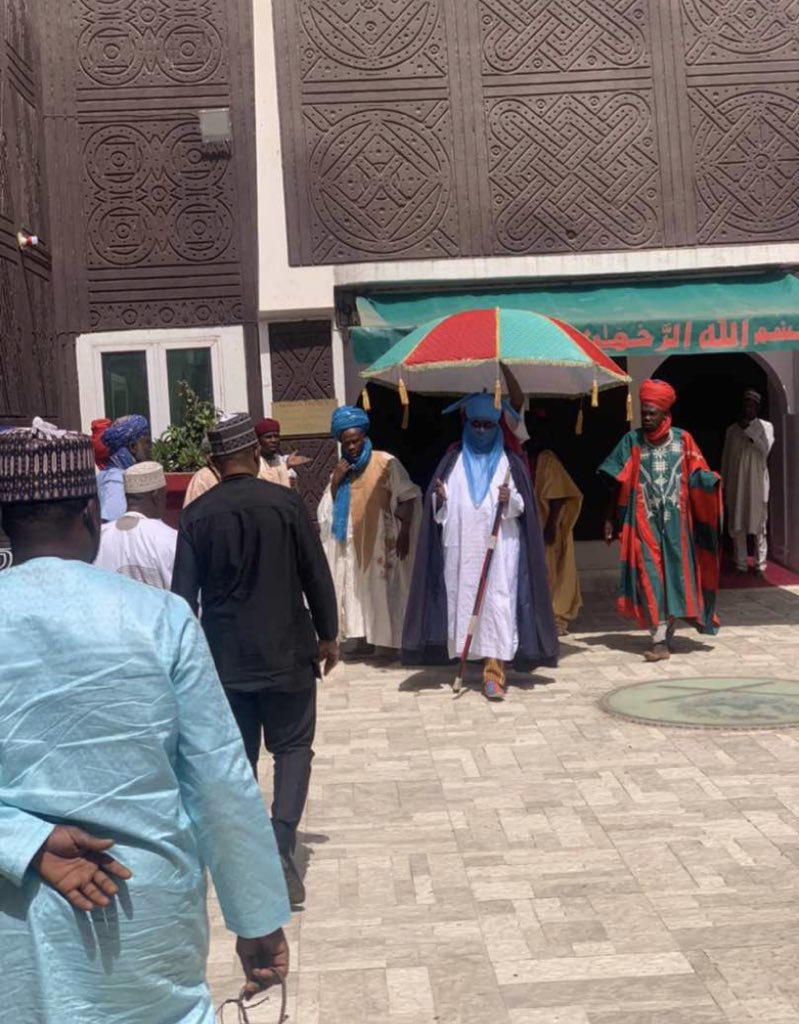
226,684 -> 316,858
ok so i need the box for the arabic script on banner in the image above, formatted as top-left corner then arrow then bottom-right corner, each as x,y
589,320 -> 799,356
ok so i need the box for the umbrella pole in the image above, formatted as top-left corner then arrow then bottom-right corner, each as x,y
453,468 -> 512,698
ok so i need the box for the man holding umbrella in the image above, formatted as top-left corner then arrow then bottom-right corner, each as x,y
403,393 -> 558,699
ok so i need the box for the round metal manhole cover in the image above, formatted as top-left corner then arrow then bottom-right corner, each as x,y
601,677 -> 799,730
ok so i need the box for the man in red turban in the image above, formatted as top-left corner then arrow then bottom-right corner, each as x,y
599,379 -> 722,661
91,418 -> 112,470
255,417 -> 310,490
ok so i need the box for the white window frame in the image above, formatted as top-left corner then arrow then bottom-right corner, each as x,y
76,326 -> 249,437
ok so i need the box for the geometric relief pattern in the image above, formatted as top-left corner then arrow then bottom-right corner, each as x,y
0,257 -> 22,413
487,93 -> 662,253
480,0 -> 651,74
269,323 -> 334,403
281,435 -> 338,524
299,0 -> 447,81
681,0 -> 799,64
88,297 -> 243,331
691,86 -> 799,243
75,0 -> 228,89
82,120 -> 236,267
305,102 -> 458,262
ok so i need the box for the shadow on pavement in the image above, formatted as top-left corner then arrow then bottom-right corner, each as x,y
580,631 -> 714,656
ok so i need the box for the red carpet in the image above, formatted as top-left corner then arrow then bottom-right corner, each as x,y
719,560 -> 799,589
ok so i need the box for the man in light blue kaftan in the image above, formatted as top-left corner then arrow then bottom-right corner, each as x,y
0,421 -> 291,1024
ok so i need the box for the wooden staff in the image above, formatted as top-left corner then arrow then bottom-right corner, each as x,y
453,467 -> 512,697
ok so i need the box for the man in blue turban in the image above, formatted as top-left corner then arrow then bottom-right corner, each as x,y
403,393 -> 558,699
318,405 -> 421,656
97,414 -> 152,522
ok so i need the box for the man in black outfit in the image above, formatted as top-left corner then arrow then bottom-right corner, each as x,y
172,413 -> 339,906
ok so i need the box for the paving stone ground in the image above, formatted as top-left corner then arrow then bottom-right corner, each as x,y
207,579 -> 799,1023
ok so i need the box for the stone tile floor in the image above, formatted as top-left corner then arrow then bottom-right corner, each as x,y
208,580 -> 799,1023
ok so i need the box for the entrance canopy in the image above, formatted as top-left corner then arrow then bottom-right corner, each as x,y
350,272 -> 799,365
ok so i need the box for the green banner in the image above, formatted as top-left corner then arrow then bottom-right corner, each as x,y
351,272 -> 799,365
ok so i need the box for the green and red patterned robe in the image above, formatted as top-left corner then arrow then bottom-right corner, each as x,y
598,428 -> 723,634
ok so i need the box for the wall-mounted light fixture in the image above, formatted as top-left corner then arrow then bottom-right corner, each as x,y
198,107 -> 232,145
17,230 -> 39,250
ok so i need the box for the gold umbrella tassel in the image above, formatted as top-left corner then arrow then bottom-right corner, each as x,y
575,399 -> 584,436
591,378 -> 599,408
361,386 -> 371,412
398,375 -> 410,430
494,375 -> 502,411
626,386 -> 633,423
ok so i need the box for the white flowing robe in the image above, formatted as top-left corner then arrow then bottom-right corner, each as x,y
720,418 -> 774,534
319,451 -> 421,648
95,511 -> 178,589
435,452 -> 524,662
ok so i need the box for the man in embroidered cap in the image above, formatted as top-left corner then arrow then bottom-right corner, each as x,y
403,394 -> 558,700
721,388 -> 774,576
183,418 -> 301,507
0,419 -> 290,1021
318,405 -> 421,658
255,417 -> 310,491
95,461 -> 177,589
599,379 -> 722,661
172,413 -> 339,907
97,413 -> 151,522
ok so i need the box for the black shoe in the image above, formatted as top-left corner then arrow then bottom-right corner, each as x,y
281,853 -> 306,907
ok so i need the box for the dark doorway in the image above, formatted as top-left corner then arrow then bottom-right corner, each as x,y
364,378 -> 631,542
652,354 -> 770,472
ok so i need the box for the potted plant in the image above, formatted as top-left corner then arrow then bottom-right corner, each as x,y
152,382 -> 218,527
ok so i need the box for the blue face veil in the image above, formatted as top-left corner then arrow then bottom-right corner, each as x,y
443,393 -> 517,508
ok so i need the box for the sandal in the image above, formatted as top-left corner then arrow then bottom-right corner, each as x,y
483,658 -> 506,700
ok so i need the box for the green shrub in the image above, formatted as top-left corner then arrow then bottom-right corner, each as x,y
152,381 -> 218,472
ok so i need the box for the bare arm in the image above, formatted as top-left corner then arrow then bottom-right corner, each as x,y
500,361 -> 524,415
604,482 -> 620,544
394,498 -> 415,560
544,497 -> 565,545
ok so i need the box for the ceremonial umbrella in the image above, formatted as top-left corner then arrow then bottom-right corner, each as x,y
360,307 -> 631,421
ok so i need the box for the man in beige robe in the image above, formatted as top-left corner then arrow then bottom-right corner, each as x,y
318,406 -> 421,653
531,448 -> 583,635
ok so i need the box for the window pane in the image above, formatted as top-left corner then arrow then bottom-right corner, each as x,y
167,348 -> 213,426
102,351 -> 150,423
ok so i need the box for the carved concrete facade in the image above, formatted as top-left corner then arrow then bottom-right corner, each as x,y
0,0 -> 260,426
257,0 -> 799,566
272,0 -> 799,265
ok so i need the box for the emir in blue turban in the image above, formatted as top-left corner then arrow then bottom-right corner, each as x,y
101,415 -> 150,470
330,406 -> 373,542
443,393 -> 517,508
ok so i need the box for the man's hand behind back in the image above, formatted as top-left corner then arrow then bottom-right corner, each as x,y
33,825 -> 133,912
237,928 -> 289,999
318,639 -> 340,676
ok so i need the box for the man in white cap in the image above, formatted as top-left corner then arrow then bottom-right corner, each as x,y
95,461 -> 177,589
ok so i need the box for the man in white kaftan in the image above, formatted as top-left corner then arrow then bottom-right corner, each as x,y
436,453 -> 524,661
433,392 -> 526,699
318,406 -> 421,652
95,461 -> 177,588
721,388 -> 775,575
